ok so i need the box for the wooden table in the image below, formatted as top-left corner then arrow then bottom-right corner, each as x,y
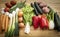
0,0 -> 60,37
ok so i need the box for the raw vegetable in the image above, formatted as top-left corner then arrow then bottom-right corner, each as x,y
39,2 -> 47,8
49,20 -> 54,29
0,14 -> 2,33
5,11 -> 16,37
42,7 -> 50,14
5,13 -> 13,37
0,8 -> 5,32
10,0 -> 16,6
24,22 -> 30,34
18,23 -> 25,28
34,2 -> 43,14
37,2 -> 42,5
4,7 -> 10,12
39,14 -> 49,29
5,2 -> 12,8
11,11 -> 16,36
2,14 -> 6,31
14,8 -> 19,36
31,3 -> 39,16
5,12 -> 10,32
18,17 -> 23,23
22,4 -> 34,34
9,0 -> 26,13
46,6 -> 55,29
32,16 -> 39,29
22,4 -> 34,25
18,10 -> 23,17
54,13 -> 60,31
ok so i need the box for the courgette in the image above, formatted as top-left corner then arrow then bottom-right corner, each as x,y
31,3 -> 39,16
34,2 -> 43,14
54,12 -> 60,31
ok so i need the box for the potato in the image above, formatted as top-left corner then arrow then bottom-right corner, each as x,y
42,7 -> 50,14
39,2 -> 47,8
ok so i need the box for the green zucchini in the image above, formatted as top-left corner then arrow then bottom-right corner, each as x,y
34,2 -> 43,14
54,12 -> 60,31
31,3 -> 39,16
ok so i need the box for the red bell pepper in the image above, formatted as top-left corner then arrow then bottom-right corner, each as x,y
39,15 -> 49,29
32,16 -> 39,29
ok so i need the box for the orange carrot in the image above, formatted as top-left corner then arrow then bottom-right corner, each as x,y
1,14 -> 6,31
5,15 -> 9,32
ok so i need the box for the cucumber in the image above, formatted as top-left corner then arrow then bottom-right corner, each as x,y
54,12 -> 60,31
31,3 -> 39,16
34,2 -> 43,14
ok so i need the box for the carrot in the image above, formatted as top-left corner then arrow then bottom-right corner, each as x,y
1,14 -> 6,31
0,14 -> 2,33
5,15 -> 9,32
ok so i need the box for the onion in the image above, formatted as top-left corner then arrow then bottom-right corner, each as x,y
18,17 -> 23,23
5,2 -> 12,8
18,10 -> 23,17
10,0 -> 16,6
4,7 -> 10,12
19,23 -> 25,28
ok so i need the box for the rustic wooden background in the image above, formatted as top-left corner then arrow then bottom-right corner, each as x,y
0,0 -> 60,37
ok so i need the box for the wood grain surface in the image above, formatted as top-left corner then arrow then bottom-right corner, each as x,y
0,0 -> 60,37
